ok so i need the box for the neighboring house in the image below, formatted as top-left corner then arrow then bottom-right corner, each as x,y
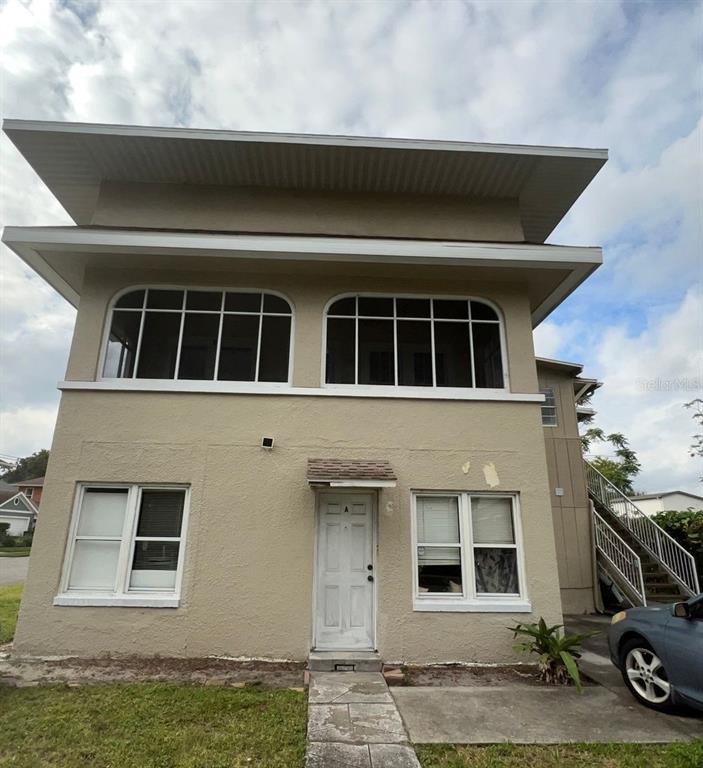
3,119 -> 612,662
0,481 -> 18,505
629,491 -> 703,517
15,477 -> 45,508
0,492 -> 38,536
537,358 -> 601,614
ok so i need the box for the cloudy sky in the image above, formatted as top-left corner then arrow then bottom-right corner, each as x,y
1,0 -> 702,492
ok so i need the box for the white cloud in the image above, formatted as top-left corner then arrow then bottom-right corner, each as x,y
0,0 -> 701,495
0,405 -> 59,459
587,288 -> 703,494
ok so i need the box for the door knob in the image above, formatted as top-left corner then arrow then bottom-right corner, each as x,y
367,575 -> 374,582
367,564 -> 373,571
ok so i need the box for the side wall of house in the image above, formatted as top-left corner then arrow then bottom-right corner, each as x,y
15,261 -> 564,661
538,366 -> 595,614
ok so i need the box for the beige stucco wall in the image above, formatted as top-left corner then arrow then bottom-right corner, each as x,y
15,262 -> 564,662
538,366 -> 595,615
91,182 -> 526,242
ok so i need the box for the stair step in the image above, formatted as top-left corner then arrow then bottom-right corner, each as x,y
646,583 -> 681,592
308,651 -> 382,673
646,595 -> 682,604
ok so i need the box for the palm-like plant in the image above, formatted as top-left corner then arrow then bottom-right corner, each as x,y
510,618 -> 597,692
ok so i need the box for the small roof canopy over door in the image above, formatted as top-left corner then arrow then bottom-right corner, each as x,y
307,458 -> 397,488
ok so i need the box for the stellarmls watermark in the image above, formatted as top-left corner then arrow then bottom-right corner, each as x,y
637,377 -> 702,392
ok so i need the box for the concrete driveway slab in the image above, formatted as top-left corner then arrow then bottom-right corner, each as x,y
392,685 -> 703,744
0,557 -> 28,585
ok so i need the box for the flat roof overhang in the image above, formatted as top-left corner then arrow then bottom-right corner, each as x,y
1,227 -> 602,327
3,119 -> 608,244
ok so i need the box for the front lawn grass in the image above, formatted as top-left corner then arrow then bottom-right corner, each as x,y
0,583 -> 22,643
0,683 -> 307,768
0,547 -> 31,557
417,742 -> 703,768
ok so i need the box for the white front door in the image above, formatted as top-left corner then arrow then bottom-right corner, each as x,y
315,493 -> 375,650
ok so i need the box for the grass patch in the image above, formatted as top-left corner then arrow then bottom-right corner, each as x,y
0,683 -> 307,767
416,742 -> 703,768
0,583 -> 22,643
0,547 -> 31,557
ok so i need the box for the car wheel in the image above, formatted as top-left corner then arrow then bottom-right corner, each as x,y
619,637 -> 674,711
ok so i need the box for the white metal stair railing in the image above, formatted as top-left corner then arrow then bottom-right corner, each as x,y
592,507 -> 646,606
585,460 -> 700,597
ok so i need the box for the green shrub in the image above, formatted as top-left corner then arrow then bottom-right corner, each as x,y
652,509 -> 703,582
510,618 -> 597,691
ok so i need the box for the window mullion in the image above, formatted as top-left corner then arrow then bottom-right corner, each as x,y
254,294 -> 264,382
172,292 -> 187,380
463,494 -> 475,600
429,299 -> 437,387
118,486 -> 141,595
393,298 -> 399,386
213,291 -> 225,381
354,297 -> 359,386
468,301 -> 477,389
131,295 -> 147,380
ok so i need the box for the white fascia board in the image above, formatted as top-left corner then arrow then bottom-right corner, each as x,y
2,227 -> 602,322
1,227 -> 603,265
58,379 -> 546,403
2,119 -> 609,161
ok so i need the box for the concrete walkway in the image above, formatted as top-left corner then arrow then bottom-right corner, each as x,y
0,556 -> 28,585
392,684 -> 702,744
306,672 -> 420,767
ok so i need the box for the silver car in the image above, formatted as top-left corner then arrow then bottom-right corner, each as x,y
608,594 -> 703,712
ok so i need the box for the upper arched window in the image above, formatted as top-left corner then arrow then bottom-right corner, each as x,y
103,288 -> 293,383
325,295 -> 505,389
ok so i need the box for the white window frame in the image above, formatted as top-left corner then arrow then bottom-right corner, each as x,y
99,286 -> 295,387
540,386 -> 558,427
321,293 -> 509,394
54,483 -> 190,608
410,491 -> 530,612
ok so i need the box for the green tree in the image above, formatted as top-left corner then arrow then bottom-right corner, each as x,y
684,399 -> 703,480
0,450 -> 49,484
581,428 -> 641,495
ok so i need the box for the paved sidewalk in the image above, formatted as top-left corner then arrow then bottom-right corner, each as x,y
392,684 -> 702,744
306,672 -> 420,767
0,557 -> 28,585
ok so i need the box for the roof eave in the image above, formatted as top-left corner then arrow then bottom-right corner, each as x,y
1,226 -> 602,325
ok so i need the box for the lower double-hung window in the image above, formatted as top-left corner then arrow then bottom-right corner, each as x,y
413,492 -> 529,612
56,484 -> 189,607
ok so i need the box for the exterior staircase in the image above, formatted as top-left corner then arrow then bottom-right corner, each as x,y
585,460 -> 700,607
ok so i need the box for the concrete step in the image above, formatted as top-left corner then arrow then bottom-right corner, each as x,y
308,650 -> 383,673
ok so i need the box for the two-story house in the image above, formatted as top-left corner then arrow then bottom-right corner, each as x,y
16,477 -> 45,508
3,120 -> 608,664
